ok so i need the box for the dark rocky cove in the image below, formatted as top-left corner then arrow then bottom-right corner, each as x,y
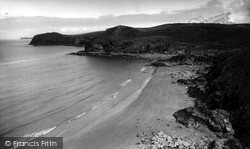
172,49 -> 249,148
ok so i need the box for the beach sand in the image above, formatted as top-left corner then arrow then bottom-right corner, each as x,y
46,65 -> 212,149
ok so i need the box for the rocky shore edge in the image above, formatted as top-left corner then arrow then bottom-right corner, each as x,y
69,50 -> 174,60
135,49 -> 249,149
70,48 -> 249,148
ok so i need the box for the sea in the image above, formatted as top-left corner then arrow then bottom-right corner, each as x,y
0,40 -> 153,137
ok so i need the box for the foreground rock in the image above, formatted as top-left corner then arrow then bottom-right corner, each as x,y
149,61 -> 172,67
137,131 -> 211,149
173,105 -> 234,137
136,131 -> 241,149
204,49 -> 250,147
173,49 -> 249,148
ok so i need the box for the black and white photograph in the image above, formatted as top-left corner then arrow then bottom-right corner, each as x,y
0,0 -> 249,148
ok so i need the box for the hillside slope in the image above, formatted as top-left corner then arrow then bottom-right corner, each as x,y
205,49 -> 250,146
30,24 -> 250,54
83,23 -> 250,54
29,31 -> 103,46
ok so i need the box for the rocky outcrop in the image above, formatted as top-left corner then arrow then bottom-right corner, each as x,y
137,131 -> 212,149
173,49 -> 249,148
82,24 -> 250,55
30,32 -> 76,46
29,31 -> 103,46
173,105 -> 234,137
20,37 -> 32,40
30,24 -> 250,57
204,49 -> 250,147
136,131 -> 242,149
149,61 -> 170,67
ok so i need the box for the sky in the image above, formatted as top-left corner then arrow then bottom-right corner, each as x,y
0,0 -> 249,39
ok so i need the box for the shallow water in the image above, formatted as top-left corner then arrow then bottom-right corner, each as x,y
0,40 -> 151,137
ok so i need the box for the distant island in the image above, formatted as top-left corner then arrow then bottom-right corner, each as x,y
20,37 -> 33,40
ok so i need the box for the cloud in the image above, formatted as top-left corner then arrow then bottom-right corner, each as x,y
206,0 -> 223,7
168,0 -> 226,21
226,0 -> 250,23
1,0 -> 244,39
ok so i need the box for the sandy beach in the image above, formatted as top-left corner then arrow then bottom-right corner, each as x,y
44,65 -> 213,149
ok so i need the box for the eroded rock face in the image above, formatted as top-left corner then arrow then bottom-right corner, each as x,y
29,31 -> 103,46
30,32 -> 75,46
85,38 -> 171,54
173,106 -> 234,137
204,50 -> 250,146
172,50 -> 249,148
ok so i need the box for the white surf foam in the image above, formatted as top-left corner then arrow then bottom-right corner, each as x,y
92,106 -> 98,110
23,126 -> 56,137
111,92 -> 119,98
141,67 -> 147,72
56,129 -> 68,137
76,112 -> 86,118
121,79 -> 131,86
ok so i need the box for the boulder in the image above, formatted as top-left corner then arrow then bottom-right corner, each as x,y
173,106 -> 234,136
149,61 -> 167,67
208,138 -> 242,149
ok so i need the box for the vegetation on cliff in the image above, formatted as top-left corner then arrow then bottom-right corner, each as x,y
30,24 -> 250,55
29,31 -> 103,46
205,49 -> 249,147
82,24 -> 250,55
173,49 -> 249,148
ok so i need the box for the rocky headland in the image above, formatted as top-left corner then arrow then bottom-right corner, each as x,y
20,37 -> 33,40
29,31 -> 103,46
30,24 -> 250,55
30,23 -> 250,148
170,49 -> 249,148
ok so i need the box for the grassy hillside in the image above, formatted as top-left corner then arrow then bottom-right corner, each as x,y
29,31 -> 103,46
83,23 -> 250,54
30,23 -> 250,55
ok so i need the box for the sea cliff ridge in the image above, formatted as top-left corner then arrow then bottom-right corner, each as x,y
30,23 -> 250,55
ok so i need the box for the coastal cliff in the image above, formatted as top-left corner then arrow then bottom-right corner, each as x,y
30,24 -> 250,54
83,24 -> 250,55
170,49 -> 250,148
29,31 -> 103,46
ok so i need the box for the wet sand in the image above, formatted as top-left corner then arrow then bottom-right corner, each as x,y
46,66 -> 207,149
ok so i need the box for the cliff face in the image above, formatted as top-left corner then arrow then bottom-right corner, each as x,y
30,24 -> 250,54
29,31 -> 103,46
172,49 -> 249,148
84,24 -> 250,54
30,32 -> 74,46
205,49 -> 250,146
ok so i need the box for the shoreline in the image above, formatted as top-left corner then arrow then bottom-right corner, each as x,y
60,65 -> 207,149
69,51 -> 176,61
67,50 -> 248,148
